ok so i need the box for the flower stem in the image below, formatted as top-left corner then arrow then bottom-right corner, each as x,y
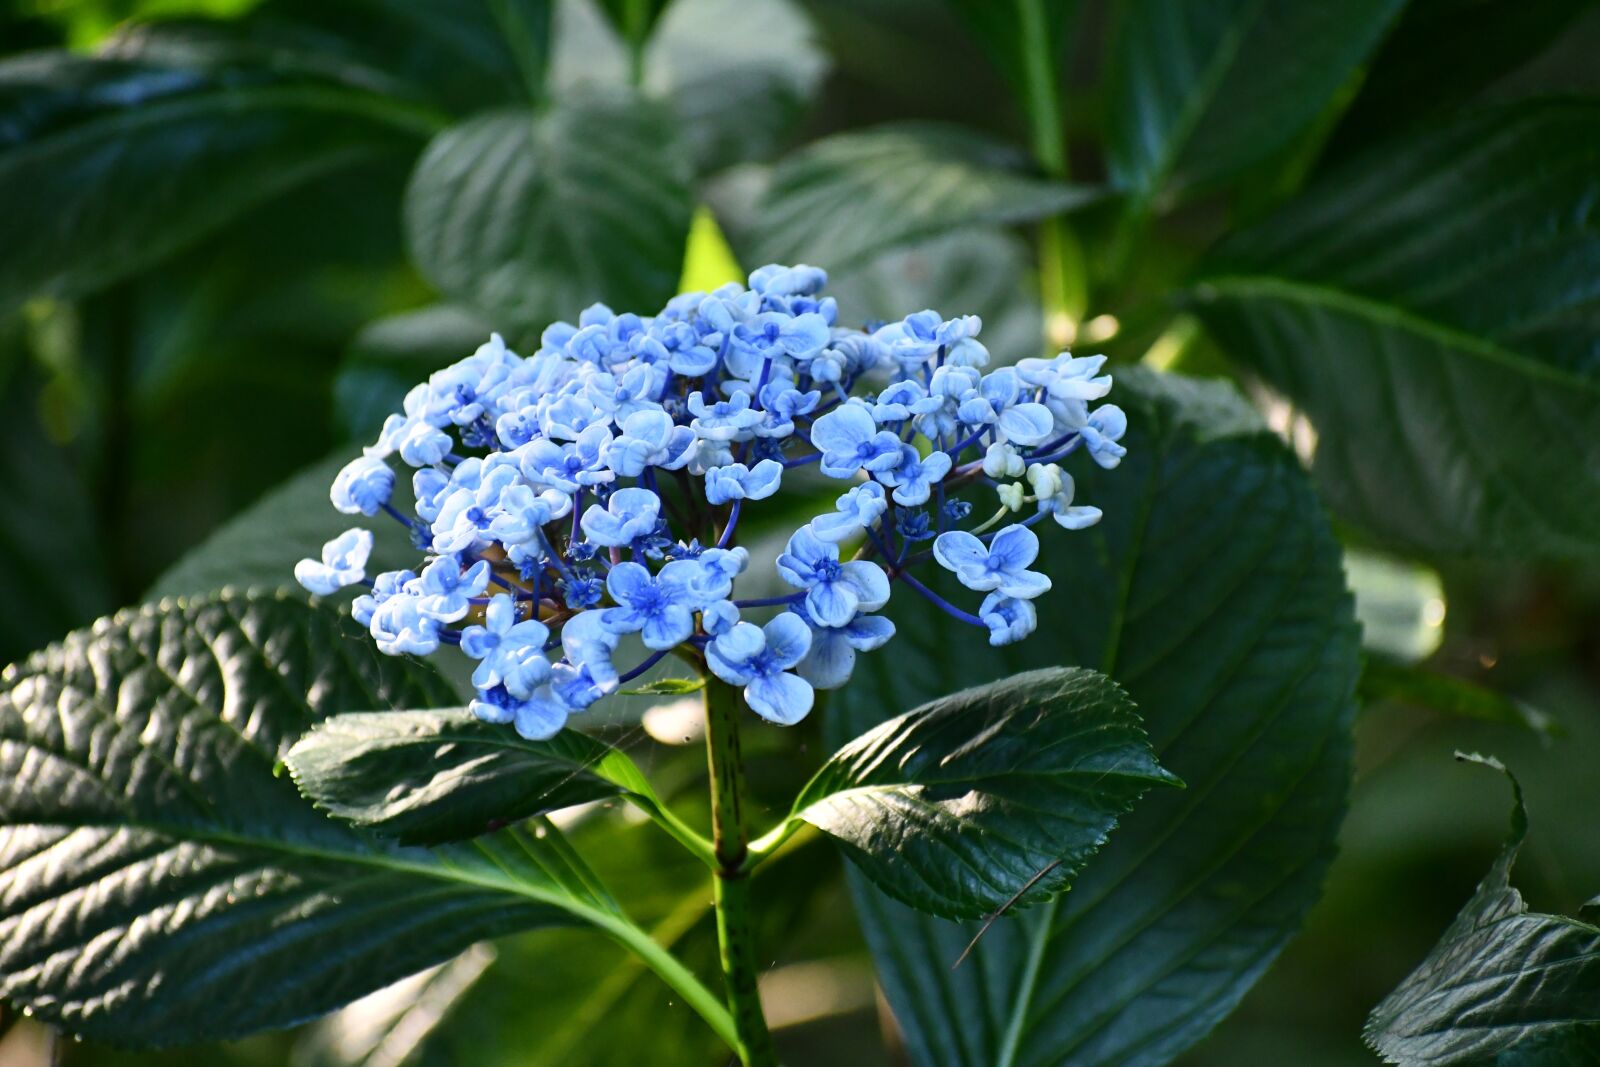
704,675 -> 777,1066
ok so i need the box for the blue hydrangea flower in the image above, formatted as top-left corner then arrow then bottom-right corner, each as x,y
811,404 -> 902,478
932,526 -> 1051,599
705,460 -> 783,505
811,482 -> 889,542
461,594 -> 552,699
979,592 -> 1037,646
581,487 -> 661,547
331,455 -> 396,516
776,526 -> 891,627
306,262 -> 1124,734
601,560 -> 705,649
707,614 -> 814,725
796,612 -> 895,689
413,556 -> 491,622
294,528 -> 373,595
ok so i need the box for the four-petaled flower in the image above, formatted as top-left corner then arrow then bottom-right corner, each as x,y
705,460 -> 784,505
932,526 -> 1051,599
708,614 -> 815,725
810,403 -> 902,478
777,526 -> 891,627
461,594 -> 552,698
294,528 -> 373,596
581,486 -> 661,547
601,560 -> 705,649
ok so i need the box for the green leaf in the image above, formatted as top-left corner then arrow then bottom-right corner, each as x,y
1192,102 -> 1600,558
334,304 -> 495,441
0,592 -> 648,1046
0,50 -> 437,315
795,667 -> 1178,921
285,708 -> 655,846
644,0 -> 828,172
1360,661 -> 1560,738
620,677 -> 706,696
745,123 -> 1096,271
146,452 -> 419,602
404,92 -> 694,333
1327,0 -> 1593,157
1366,754 -> 1600,1064
837,368 -> 1360,1067
826,226 -> 1044,364
1105,0 -> 1404,205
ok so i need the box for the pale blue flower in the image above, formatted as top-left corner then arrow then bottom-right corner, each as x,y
914,365 -> 980,441
580,486 -> 661,547
461,594 -> 552,699
688,390 -> 764,442
707,614 -> 814,725
518,423 -> 614,492
979,592 -> 1037,646
877,445 -> 953,506
776,526 -> 891,627
606,409 -> 697,476
958,368 -> 1054,446
705,459 -> 784,505
748,263 -> 827,297
753,382 -> 820,439
932,526 -> 1051,599
352,568 -> 414,627
1028,464 -> 1102,529
601,560 -> 703,649
872,309 -> 942,368
810,482 -> 889,542
552,609 -> 621,705
702,600 -> 740,636
294,528 -> 373,596
331,455 -> 396,517
1081,404 -> 1129,469
1016,352 -> 1113,402
412,556 -> 491,622
692,547 -> 749,602
872,379 -> 936,423
369,593 -> 442,656
732,311 -> 830,368
795,612 -> 895,689
811,403 -> 903,479
413,467 -> 453,523
432,462 -> 570,553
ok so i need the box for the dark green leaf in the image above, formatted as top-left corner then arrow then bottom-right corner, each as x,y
795,667 -> 1177,920
146,452 -> 419,602
0,592 -> 636,1046
0,50 -> 436,314
1366,754 -> 1600,1065
643,0 -> 828,172
285,708 -> 654,845
334,304 -> 495,442
1193,102 -> 1600,558
746,123 -> 1096,270
1360,661 -> 1559,737
837,369 -> 1360,1066
1105,0 -> 1404,204
404,93 -> 694,332
1327,0 -> 1593,157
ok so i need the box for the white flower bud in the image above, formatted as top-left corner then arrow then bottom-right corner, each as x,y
983,441 -> 1025,479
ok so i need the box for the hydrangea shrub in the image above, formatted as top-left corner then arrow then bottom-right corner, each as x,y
298,264 -> 1129,737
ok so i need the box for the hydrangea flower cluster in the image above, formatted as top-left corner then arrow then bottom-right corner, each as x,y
297,264 -> 1127,738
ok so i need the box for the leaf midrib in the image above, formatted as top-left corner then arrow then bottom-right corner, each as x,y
1196,273 -> 1600,396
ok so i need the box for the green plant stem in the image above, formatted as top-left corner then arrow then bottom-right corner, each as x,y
586,906 -> 743,1052
704,675 -> 776,1066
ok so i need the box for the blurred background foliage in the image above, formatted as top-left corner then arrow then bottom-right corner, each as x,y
1,0 -> 1599,1064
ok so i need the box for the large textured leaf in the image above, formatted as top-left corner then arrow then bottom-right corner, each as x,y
1366,755 -> 1600,1065
0,592 -> 653,1046
795,668 -> 1176,920
1327,0 -> 1593,156
0,50 -> 436,314
1104,0 -> 1404,204
827,226 -> 1043,364
147,452 -> 420,602
745,123 -> 1095,270
837,369 -> 1359,1067
404,93 -> 694,332
285,708 -> 655,845
1193,102 -> 1600,557
644,0 -> 828,171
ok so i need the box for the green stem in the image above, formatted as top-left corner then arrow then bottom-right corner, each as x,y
705,676 -> 776,1066
586,907 -> 742,1052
